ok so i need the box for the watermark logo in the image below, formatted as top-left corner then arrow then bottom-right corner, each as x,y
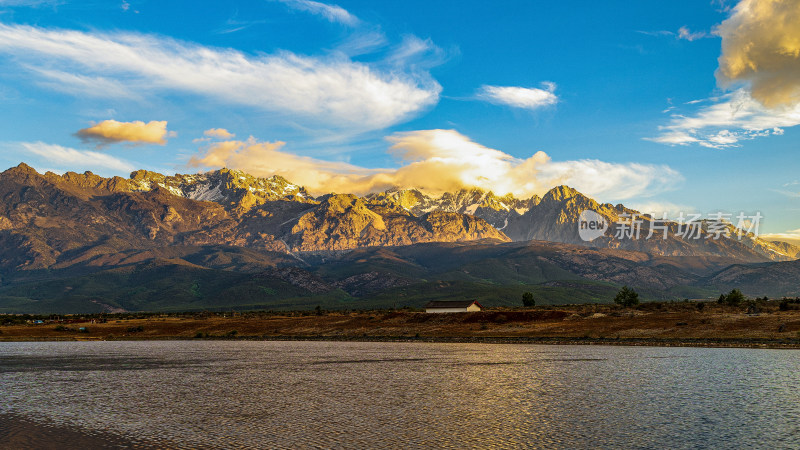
577,209 -> 763,241
578,209 -> 608,241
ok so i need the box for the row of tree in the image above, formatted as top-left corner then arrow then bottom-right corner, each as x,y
521,286 -> 784,309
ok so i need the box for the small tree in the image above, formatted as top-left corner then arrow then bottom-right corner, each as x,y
723,289 -> 746,306
613,286 -> 640,307
522,292 -> 536,307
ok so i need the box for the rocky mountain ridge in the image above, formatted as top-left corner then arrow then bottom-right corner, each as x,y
0,163 -> 507,270
0,162 -> 798,313
0,163 -> 796,274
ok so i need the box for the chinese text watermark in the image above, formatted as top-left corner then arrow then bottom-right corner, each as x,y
578,210 -> 762,242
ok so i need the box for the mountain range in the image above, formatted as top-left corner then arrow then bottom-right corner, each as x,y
0,163 -> 797,313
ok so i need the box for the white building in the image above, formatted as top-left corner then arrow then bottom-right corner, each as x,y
424,300 -> 484,313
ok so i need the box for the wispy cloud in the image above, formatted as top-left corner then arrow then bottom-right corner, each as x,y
773,186 -> 800,198
649,89 -> 799,148
274,0 -> 358,26
386,35 -> 446,69
0,24 -> 440,133
636,30 -> 675,38
26,67 -> 139,99
76,120 -> 170,146
0,0 -> 63,7
637,27 -> 713,41
677,26 -> 709,41
333,30 -> 388,57
213,15 -> 269,35
477,83 -> 558,111
189,129 -> 680,200
18,141 -> 136,173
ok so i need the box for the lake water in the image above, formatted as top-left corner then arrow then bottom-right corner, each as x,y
1,341 -> 799,449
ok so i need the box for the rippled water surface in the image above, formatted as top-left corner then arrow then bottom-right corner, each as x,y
1,341 -> 799,448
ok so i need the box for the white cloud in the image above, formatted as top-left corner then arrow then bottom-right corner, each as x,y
275,0 -> 359,26
477,83 -> 558,110
189,129 -> 681,200
649,89 -> 800,148
0,24 -> 440,133
77,120 -> 169,145
19,141 -> 136,173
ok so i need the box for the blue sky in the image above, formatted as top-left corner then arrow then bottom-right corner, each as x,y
0,0 -> 798,239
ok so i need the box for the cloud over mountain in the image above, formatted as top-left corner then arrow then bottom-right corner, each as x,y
19,141 -> 135,174
190,129 -> 679,200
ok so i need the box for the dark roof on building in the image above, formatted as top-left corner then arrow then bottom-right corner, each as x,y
424,300 -> 483,309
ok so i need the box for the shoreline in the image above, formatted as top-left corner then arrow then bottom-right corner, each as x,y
4,306 -> 800,349
2,334 -> 800,349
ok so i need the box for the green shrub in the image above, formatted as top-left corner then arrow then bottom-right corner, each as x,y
720,289 -> 746,306
613,286 -> 640,307
522,292 -> 536,307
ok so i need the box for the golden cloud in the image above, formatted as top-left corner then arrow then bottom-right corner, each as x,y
76,120 -> 169,145
203,128 -> 235,139
189,130 -> 680,200
717,0 -> 800,108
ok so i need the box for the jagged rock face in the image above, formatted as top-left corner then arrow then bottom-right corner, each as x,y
128,168 -> 314,215
368,183 -> 799,262
368,187 -> 539,230
0,163 -> 796,271
500,186 -> 800,261
770,241 -> 800,259
288,194 -> 509,252
503,185 -> 625,243
0,164 -> 509,269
